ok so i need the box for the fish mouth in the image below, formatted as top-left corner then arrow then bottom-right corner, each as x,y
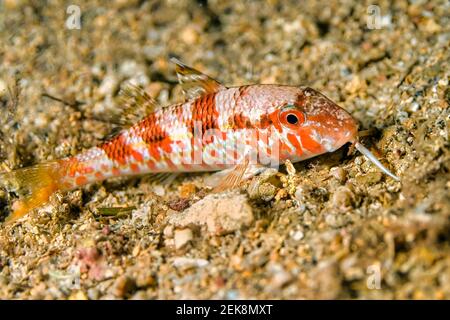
337,117 -> 359,147
337,127 -> 358,149
311,124 -> 358,153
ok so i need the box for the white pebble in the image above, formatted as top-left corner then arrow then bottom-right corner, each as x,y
174,228 -> 193,249
291,230 -> 304,241
172,257 -> 209,268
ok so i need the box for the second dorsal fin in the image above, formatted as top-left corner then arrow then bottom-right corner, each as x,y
170,57 -> 227,100
114,84 -> 161,127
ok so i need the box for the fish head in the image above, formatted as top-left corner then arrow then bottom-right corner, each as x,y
273,86 -> 358,160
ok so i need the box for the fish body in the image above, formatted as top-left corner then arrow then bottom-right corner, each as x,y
61,84 -> 357,187
0,59 -> 397,224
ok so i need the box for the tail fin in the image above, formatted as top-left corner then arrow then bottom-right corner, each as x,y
0,161 -> 63,224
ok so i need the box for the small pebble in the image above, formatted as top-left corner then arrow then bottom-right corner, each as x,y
97,73 -> 118,97
68,290 -> 88,300
174,228 -> 193,249
113,276 -> 136,298
330,167 -> 347,182
180,25 -> 199,45
172,257 -> 209,269
168,192 -> 254,235
291,230 -> 304,241
163,225 -> 174,238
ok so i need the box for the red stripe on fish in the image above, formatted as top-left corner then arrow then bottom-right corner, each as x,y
100,133 -> 137,165
192,92 -> 219,135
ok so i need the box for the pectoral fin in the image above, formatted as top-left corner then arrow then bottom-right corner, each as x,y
206,160 -> 266,193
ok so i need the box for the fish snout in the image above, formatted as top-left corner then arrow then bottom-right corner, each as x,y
335,116 -> 359,148
321,111 -> 358,151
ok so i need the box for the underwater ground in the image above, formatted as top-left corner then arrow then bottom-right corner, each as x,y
0,0 -> 449,299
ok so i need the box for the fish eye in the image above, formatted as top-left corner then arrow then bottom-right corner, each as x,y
286,113 -> 299,125
279,106 -> 305,129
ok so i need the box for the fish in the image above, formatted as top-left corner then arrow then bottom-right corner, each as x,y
0,58 -> 400,224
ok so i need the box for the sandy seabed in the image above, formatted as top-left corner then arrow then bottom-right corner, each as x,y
0,0 -> 449,299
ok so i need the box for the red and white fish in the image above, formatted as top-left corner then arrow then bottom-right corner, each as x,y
0,58 -> 399,224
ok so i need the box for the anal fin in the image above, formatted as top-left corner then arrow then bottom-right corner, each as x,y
145,173 -> 179,185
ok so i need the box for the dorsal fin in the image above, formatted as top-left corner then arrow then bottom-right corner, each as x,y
113,84 -> 161,127
170,57 -> 226,100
